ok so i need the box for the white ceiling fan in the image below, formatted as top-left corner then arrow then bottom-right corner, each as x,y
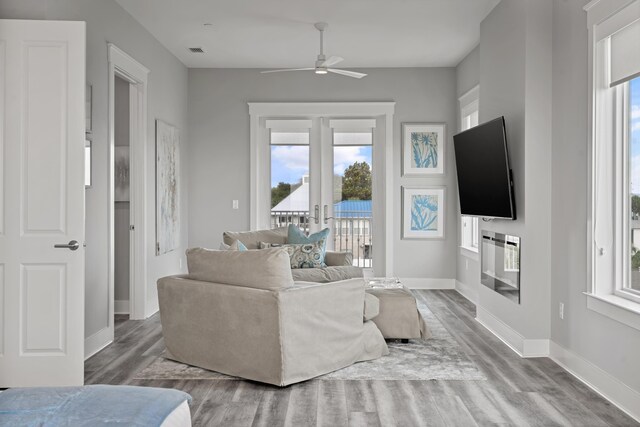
261,22 -> 367,79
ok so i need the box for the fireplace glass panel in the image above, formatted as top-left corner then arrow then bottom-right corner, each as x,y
481,231 -> 520,304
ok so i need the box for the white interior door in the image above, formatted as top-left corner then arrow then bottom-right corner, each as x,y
0,19 -> 86,387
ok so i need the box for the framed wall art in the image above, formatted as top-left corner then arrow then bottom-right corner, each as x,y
402,123 -> 446,175
156,119 -> 180,255
402,186 -> 445,239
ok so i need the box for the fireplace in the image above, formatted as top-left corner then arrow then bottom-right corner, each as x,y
481,231 -> 521,304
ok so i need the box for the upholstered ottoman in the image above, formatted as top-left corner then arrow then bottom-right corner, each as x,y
365,287 -> 431,340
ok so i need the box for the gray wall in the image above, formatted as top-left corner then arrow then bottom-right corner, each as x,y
0,0 -> 189,338
551,0 -> 640,393
453,0 -> 640,395
187,68 -> 457,279
114,77 -> 130,305
452,0 -> 552,341
455,46 -> 481,300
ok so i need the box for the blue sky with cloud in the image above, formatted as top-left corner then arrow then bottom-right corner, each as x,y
270,145 -> 372,187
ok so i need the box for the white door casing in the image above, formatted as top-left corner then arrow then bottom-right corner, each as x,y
0,19 -> 86,387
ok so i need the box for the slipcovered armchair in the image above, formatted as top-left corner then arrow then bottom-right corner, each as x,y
157,248 -> 388,386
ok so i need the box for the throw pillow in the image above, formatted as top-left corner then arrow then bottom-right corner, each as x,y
282,240 -> 327,269
259,241 -> 283,249
287,224 -> 330,256
229,240 -> 248,251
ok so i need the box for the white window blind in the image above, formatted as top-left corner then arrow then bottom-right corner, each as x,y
329,119 -> 376,130
265,119 -> 312,131
610,18 -> 640,87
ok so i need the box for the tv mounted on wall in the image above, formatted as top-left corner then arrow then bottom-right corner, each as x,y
453,116 -> 516,220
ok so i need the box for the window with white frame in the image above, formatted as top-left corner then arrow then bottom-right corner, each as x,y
459,86 -> 480,253
588,0 -> 640,323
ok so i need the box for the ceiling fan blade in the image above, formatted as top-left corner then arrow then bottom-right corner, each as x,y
327,68 -> 367,79
320,56 -> 343,67
260,68 -> 314,74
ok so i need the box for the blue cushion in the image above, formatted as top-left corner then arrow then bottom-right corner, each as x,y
287,224 -> 330,247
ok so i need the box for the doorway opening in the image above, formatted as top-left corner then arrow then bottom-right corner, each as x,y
107,43 -> 149,336
114,76 -> 131,319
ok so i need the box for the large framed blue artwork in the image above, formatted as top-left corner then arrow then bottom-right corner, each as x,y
402,123 -> 445,175
402,186 -> 445,239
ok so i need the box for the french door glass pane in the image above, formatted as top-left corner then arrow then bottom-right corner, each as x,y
628,76 -> 640,292
333,131 -> 373,267
270,131 -> 310,232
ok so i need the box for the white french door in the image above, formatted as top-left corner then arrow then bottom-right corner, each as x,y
266,118 -> 375,267
250,102 -> 395,276
0,19 -> 86,386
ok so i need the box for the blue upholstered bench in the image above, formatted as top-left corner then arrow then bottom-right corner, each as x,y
0,385 -> 192,426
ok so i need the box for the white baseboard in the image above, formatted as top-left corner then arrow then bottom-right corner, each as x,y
84,327 -> 112,360
455,280 -> 478,304
475,305 -> 549,357
549,341 -> 640,423
114,299 -> 130,315
402,278 -> 455,290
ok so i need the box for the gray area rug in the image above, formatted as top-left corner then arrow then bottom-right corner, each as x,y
135,299 -> 486,381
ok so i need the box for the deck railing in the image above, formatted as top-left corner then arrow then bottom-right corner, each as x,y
270,210 -> 372,267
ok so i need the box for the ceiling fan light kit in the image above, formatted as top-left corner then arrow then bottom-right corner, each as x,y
261,22 -> 366,79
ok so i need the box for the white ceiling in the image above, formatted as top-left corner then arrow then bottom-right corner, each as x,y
116,0 -> 500,69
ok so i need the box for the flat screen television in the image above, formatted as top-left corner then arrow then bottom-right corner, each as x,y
453,116 -> 516,220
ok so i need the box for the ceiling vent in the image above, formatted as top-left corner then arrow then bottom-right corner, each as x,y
188,47 -> 205,53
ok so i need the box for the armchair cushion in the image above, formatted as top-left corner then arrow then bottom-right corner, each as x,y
291,265 -> 363,283
186,247 -> 293,290
223,227 -> 287,249
324,251 -> 353,266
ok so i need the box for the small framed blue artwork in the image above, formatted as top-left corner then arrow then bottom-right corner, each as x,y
402,123 -> 445,175
402,186 -> 445,239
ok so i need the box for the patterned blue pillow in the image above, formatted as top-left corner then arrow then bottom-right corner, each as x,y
287,225 -> 330,256
281,240 -> 326,269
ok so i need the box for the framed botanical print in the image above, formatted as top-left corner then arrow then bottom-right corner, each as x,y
402,186 -> 445,239
402,123 -> 446,175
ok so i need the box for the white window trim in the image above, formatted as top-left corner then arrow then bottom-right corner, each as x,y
459,85 -> 480,258
585,0 -> 640,331
248,102 -> 395,276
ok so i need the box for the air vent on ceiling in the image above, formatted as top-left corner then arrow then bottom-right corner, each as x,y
188,47 -> 205,53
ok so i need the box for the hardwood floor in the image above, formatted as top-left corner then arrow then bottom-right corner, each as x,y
85,291 -> 639,426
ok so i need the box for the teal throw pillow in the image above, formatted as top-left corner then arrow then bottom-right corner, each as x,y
281,240 -> 327,269
229,240 -> 248,251
287,225 -> 330,256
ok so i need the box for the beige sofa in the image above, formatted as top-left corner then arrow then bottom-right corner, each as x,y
157,248 -> 388,386
222,227 -> 363,282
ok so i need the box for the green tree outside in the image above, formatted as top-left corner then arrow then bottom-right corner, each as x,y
271,182 -> 291,208
271,161 -> 372,208
341,161 -> 372,201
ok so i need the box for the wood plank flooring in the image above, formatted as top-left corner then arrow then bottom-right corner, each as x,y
85,291 -> 639,426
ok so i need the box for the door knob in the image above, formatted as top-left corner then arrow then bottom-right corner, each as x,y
54,240 -> 80,251
308,205 -> 320,225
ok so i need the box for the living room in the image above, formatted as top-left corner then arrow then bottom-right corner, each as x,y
1,0 -> 640,425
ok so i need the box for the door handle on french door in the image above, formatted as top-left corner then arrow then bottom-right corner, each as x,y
323,205 -> 334,224
54,240 -> 80,251
309,205 -> 320,224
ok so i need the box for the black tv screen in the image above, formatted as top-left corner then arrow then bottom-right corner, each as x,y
453,117 -> 516,220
